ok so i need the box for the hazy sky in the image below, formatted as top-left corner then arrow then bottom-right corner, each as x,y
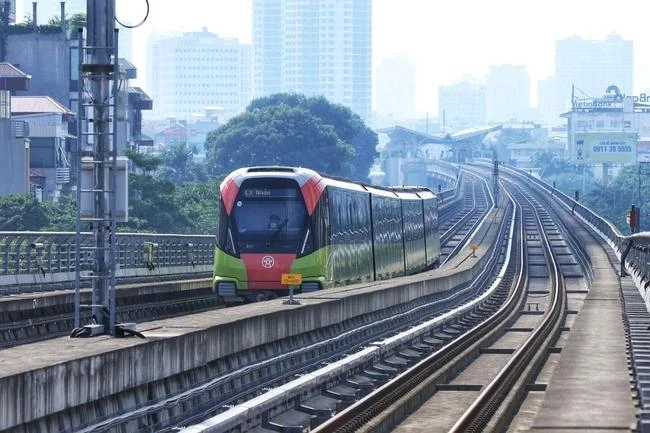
30,0 -> 650,116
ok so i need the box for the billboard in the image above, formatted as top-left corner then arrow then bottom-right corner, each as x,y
573,132 -> 637,164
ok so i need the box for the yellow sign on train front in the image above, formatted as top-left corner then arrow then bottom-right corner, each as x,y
281,273 -> 303,285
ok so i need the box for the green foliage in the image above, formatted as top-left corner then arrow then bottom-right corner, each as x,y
48,12 -> 85,37
42,196 -> 76,231
580,165 -> 649,233
118,147 -> 217,233
37,24 -> 61,34
484,128 -> 531,161
172,179 -> 221,234
206,93 -> 377,180
120,173 -> 220,234
530,150 -> 582,178
156,142 -> 207,183
205,103 -> 354,177
532,153 -> 647,233
0,195 -> 51,230
121,173 -> 189,233
6,22 -> 33,34
124,148 -> 163,174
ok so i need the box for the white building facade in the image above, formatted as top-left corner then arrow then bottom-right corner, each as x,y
147,29 -> 252,121
485,65 -> 530,123
438,79 -> 486,131
376,55 -> 416,121
253,0 -> 372,121
537,76 -> 557,126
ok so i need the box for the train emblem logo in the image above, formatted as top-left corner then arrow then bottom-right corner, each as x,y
262,256 -> 275,268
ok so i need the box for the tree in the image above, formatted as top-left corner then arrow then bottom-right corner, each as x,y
205,93 -> 377,180
121,173 -> 192,233
157,142 -> 207,183
42,196 -> 76,231
246,94 -> 378,180
172,179 -> 221,234
530,150 -> 582,178
581,165 -> 647,233
484,128 -> 531,162
204,103 -> 355,178
48,12 -> 85,38
0,195 -> 50,230
124,148 -> 163,175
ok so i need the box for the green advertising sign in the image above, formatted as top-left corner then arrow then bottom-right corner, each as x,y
573,132 -> 637,164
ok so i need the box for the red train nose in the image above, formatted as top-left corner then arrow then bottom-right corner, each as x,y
240,253 -> 297,289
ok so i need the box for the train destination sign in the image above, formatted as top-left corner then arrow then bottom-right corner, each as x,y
243,188 -> 298,198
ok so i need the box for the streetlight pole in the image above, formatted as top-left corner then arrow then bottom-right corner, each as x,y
639,157 -> 650,231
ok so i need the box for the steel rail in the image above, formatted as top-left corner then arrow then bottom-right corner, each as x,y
311,192 -> 524,433
449,182 -> 567,431
440,179 -> 491,264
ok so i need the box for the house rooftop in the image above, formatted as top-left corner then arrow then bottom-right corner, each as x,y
11,96 -> 73,115
0,63 -> 31,78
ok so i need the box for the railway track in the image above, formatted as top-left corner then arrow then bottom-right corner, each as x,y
310,171 -> 586,433
56,179 -> 510,432
148,168 -> 586,433
439,172 -> 492,265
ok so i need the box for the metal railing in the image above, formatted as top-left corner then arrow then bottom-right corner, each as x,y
0,231 -> 216,294
494,163 -> 650,285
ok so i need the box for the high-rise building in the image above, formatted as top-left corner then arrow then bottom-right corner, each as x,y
253,0 -> 372,121
147,28 -> 252,120
376,55 -> 416,121
485,64 -> 530,123
555,33 -> 633,116
537,76 -> 557,125
438,78 -> 486,131
252,0 -> 282,98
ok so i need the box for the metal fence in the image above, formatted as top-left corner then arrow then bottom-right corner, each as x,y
498,164 -> 650,286
0,232 -> 216,293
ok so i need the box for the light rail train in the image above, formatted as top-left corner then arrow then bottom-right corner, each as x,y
213,166 -> 440,302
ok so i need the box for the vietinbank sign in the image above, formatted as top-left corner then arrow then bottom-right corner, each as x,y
572,99 -> 623,109
572,85 -> 650,110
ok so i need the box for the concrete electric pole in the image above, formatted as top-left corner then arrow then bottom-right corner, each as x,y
74,0 -> 122,336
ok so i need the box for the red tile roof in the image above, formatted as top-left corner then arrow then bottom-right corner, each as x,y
11,96 -> 73,115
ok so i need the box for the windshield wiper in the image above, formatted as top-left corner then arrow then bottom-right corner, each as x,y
266,218 -> 288,246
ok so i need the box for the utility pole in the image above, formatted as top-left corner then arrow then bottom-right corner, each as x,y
74,0 -> 119,336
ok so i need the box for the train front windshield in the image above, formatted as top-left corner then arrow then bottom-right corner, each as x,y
232,181 -> 308,253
